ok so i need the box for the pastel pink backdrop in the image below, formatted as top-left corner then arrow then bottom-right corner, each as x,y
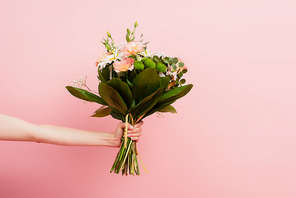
1,0 -> 296,197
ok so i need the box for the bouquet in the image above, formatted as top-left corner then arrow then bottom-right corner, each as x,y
66,22 -> 193,175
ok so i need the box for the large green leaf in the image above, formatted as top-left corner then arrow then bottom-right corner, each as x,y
144,84 -> 193,118
110,111 -> 122,120
143,100 -> 176,118
106,78 -> 133,108
132,68 -> 161,104
91,106 -> 111,117
99,83 -> 128,116
66,86 -> 107,105
158,105 -> 177,114
98,66 -> 110,83
160,77 -> 170,91
131,87 -> 163,119
158,84 -> 193,104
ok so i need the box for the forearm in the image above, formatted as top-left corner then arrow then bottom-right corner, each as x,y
35,124 -> 120,146
0,114 -> 120,147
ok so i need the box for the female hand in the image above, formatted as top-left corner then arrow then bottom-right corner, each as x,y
113,121 -> 143,147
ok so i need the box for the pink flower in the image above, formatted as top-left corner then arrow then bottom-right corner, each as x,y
95,52 -> 112,66
113,58 -> 135,72
122,41 -> 145,56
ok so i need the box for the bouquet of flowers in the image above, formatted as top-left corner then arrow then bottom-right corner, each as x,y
66,22 -> 193,176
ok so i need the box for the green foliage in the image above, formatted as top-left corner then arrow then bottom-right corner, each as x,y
66,86 -> 107,105
160,77 -> 170,91
132,68 -> 161,104
91,106 -> 111,117
180,79 -> 186,84
106,78 -> 133,108
143,84 -> 193,118
177,72 -> 183,79
131,87 -> 163,119
172,57 -> 179,64
99,83 -> 128,117
158,105 -> 177,114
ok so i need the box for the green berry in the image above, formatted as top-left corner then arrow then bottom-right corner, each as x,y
156,62 -> 167,73
144,59 -> 156,68
134,61 -> 144,70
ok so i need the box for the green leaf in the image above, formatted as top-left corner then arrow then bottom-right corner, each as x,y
160,77 -> 170,91
127,79 -> 133,88
159,84 -> 193,104
143,100 -> 176,118
132,68 -> 161,104
99,83 -> 128,116
177,72 -> 183,79
131,87 -> 163,119
172,57 -> 179,64
143,84 -> 193,118
98,66 -> 110,83
106,78 -> 133,108
110,111 -> 122,120
158,105 -> 177,114
91,106 -> 111,117
66,86 -> 107,105
180,79 -> 186,84
178,62 -> 185,67
182,69 -> 188,74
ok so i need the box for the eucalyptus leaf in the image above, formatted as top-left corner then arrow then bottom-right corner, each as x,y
178,62 -> 185,67
172,57 -> 178,64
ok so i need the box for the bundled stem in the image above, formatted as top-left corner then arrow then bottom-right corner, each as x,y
110,137 -> 140,175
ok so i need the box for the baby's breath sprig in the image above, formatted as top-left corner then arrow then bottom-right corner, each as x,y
72,75 -> 98,94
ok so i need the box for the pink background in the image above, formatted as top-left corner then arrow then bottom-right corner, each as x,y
1,0 -> 296,197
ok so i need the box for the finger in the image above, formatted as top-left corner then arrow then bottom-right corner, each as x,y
130,127 -> 142,134
118,122 -> 134,130
127,131 -> 142,137
134,121 -> 143,128
130,136 -> 139,142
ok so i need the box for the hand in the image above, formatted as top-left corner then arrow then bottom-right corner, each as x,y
113,121 -> 143,147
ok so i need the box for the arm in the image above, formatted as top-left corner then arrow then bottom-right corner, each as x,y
0,114 -> 142,147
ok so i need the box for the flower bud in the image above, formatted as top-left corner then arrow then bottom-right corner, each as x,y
134,61 -> 144,70
156,62 -> 167,73
134,21 -> 138,27
105,43 -> 111,51
144,59 -> 156,69
106,31 -> 111,37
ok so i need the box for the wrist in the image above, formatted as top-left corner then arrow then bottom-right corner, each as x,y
105,132 -> 121,147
